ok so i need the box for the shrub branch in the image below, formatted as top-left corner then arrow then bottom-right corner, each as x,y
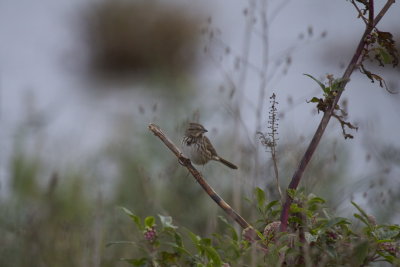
148,123 -> 252,230
279,0 -> 395,232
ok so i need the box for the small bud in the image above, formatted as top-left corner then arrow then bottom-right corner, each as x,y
367,215 -> 377,226
144,227 -> 157,243
263,221 -> 281,241
379,242 -> 398,255
242,227 -> 257,242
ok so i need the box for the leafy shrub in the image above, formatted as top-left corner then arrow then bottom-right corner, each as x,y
114,189 -> 400,266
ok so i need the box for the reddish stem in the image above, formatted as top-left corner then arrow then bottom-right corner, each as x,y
279,0 -> 395,232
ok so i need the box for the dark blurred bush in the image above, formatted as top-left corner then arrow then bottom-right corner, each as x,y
85,0 -> 201,81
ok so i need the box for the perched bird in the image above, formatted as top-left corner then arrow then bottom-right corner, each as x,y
182,122 -> 238,169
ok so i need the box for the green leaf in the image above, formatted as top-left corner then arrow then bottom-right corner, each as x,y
288,216 -> 303,224
158,215 -> 177,229
170,243 -> 191,256
351,241 -> 369,266
106,241 -> 136,248
352,202 -> 372,227
160,251 -> 181,264
121,207 -> 143,230
254,229 -> 266,241
308,197 -> 326,205
255,187 -> 266,209
271,210 -> 281,217
376,239 -> 393,243
200,238 -> 212,247
375,227 -> 400,240
144,216 -> 155,228
290,203 -> 304,213
377,47 -> 392,64
279,245 -> 289,253
162,240 -> 190,255
287,189 -> 297,199
320,209 -> 329,220
174,232 -> 183,247
308,97 -> 321,103
121,257 -> 148,266
353,213 -> 370,226
203,245 -> 222,266
307,196 -> 326,212
188,231 -> 201,246
265,200 -> 280,211
330,78 -> 345,92
351,202 -> 369,220
121,206 -> 134,216
325,246 -> 337,258
218,216 -> 238,241
304,74 -> 327,92
324,217 -> 351,229
377,251 -> 395,263
304,232 -> 318,243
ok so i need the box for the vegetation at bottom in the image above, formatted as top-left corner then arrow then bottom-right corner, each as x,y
114,189 -> 399,267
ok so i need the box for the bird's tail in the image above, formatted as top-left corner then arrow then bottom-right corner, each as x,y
215,157 -> 238,169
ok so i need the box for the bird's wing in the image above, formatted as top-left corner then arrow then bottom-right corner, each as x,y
203,136 -> 218,156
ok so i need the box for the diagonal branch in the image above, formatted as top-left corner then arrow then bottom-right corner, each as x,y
279,0 -> 395,232
373,0 -> 394,27
148,123 -> 252,230
368,0 -> 374,28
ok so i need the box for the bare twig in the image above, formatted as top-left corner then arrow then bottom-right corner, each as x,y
372,0 -> 393,27
272,152 -> 283,202
254,0 -> 270,183
148,123 -> 252,230
350,0 -> 368,25
279,0 -> 395,232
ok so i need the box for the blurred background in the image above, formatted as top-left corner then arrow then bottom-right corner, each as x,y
0,0 -> 399,266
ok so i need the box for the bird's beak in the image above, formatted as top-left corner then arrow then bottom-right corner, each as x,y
203,129 -> 208,133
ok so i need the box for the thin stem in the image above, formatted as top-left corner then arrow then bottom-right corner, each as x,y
350,0 -> 368,25
148,123 -> 252,230
279,0 -> 395,232
272,151 -> 283,202
373,0 -> 394,27
269,94 -> 283,201
255,0 -> 270,182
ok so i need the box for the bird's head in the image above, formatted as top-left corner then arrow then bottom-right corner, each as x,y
185,122 -> 208,138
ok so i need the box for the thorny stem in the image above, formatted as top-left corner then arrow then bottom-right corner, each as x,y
148,123 -> 252,230
279,0 -> 395,232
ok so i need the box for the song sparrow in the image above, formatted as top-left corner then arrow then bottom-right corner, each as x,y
182,122 -> 238,169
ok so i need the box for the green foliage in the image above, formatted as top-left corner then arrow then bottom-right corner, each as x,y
113,208 -> 254,266
117,189 -> 399,266
144,216 -> 156,228
305,73 -> 358,139
305,73 -> 345,113
360,29 -> 399,92
10,150 -> 41,198
349,0 -> 399,93
0,153 -> 100,267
